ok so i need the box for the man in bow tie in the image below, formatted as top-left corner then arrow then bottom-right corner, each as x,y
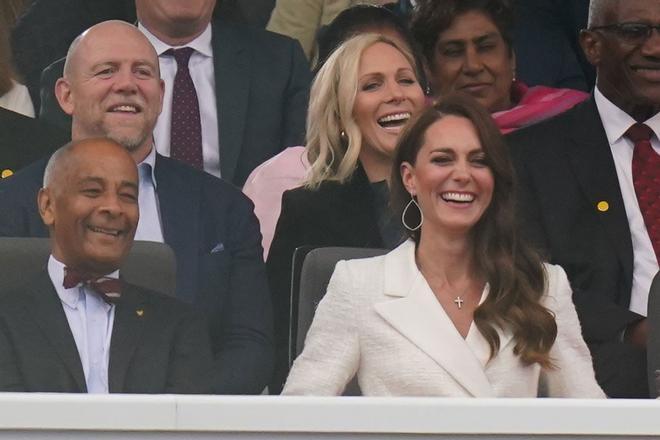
0,20 -> 273,394
0,137 -> 214,393
507,0 -> 660,397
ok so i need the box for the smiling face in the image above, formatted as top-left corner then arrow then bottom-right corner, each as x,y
581,0 -> 660,120
56,21 -> 164,163
429,11 -> 515,113
353,41 -> 425,176
39,139 -> 139,276
401,115 -> 494,237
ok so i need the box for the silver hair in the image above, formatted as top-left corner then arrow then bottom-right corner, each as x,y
587,0 -> 618,28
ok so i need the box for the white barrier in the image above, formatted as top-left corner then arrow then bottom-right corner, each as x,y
0,394 -> 658,439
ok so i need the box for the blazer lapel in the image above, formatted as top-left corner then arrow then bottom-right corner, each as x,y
561,98 -> 634,288
374,242 -> 495,397
212,20 -> 250,183
108,284 -> 147,393
28,272 -> 87,392
155,155 -> 201,303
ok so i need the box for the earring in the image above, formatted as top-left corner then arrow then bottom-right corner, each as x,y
340,130 -> 347,141
402,193 -> 423,231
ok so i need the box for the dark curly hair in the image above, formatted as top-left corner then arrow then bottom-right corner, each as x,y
390,93 -> 557,368
410,0 -> 515,68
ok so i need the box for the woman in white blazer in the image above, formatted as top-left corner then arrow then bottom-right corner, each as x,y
283,95 -> 606,398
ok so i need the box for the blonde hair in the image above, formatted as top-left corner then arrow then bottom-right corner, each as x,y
304,33 -> 418,189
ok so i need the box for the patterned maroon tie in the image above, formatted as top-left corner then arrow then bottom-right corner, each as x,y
625,123 -> 660,263
166,47 -> 203,170
63,267 -> 122,304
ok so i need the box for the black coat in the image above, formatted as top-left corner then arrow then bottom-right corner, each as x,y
267,166 -> 388,392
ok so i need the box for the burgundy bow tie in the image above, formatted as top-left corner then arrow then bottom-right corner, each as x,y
63,267 -> 122,304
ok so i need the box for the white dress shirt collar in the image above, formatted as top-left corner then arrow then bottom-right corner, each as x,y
594,86 -> 660,144
139,22 -> 213,58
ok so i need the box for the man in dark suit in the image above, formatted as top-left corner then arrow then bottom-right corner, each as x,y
0,137 -> 213,393
0,20 -> 273,394
135,0 -> 311,185
507,0 -> 659,398
36,0 -> 310,186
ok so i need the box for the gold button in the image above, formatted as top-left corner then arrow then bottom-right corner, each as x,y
597,201 -> 609,212
1,169 -> 13,179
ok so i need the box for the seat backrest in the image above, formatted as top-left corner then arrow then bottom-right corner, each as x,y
292,246 -> 387,395
647,270 -> 660,398
0,237 -> 177,297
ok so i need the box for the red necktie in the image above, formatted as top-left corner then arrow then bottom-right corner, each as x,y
63,267 -> 122,304
625,123 -> 660,263
167,47 -> 203,170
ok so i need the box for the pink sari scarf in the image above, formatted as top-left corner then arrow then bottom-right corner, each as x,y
492,81 -> 589,134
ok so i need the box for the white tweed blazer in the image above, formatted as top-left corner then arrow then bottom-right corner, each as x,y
283,240 -> 606,397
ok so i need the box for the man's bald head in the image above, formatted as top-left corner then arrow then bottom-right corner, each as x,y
63,21 -> 160,80
43,138 -> 136,190
55,20 -> 164,164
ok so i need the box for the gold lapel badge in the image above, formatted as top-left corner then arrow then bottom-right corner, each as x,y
1,169 -> 13,179
597,201 -> 609,212
136,309 -> 144,317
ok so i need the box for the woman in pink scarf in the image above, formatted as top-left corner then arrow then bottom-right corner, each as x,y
410,0 -> 588,133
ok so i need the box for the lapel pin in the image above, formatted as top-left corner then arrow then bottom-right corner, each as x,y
1,169 -> 13,179
136,309 -> 144,317
597,201 -> 609,212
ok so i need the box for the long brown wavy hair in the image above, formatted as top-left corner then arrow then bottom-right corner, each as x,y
390,94 -> 557,368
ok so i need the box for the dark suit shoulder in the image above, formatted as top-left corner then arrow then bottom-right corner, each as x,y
507,97 -> 596,145
213,18 -> 301,49
180,158 -> 258,218
0,109 -> 66,173
0,157 -> 50,237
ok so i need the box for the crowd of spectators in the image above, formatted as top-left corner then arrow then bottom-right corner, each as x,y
0,0 -> 658,400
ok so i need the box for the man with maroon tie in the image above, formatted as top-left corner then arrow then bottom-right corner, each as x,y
507,0 -> 660,398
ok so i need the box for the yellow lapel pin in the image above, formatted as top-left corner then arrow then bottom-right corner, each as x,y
1,169 -> 13,179
597,201 -> 609,212
136,309 -> 144,317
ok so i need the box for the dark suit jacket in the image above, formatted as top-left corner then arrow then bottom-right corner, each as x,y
38,19 -> 311,187
0,271 -> 212,393
266,167 -> 387,392
507,97 -> 648,398
0,153 -> 273,394
0,108 -> 68,175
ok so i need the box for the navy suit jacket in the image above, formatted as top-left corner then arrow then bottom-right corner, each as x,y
0,271 -> 213,393
507,97 -> 648,398
0,153 -> 273,394
38,19 -> 311,187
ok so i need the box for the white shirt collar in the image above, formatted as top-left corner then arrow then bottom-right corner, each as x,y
138,145 -> 158,189
594,86 -> 660,145
47,255 -> 119,309
138,21 -> 213,58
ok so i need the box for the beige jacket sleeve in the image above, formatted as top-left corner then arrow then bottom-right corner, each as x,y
267,0 -> 357,60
